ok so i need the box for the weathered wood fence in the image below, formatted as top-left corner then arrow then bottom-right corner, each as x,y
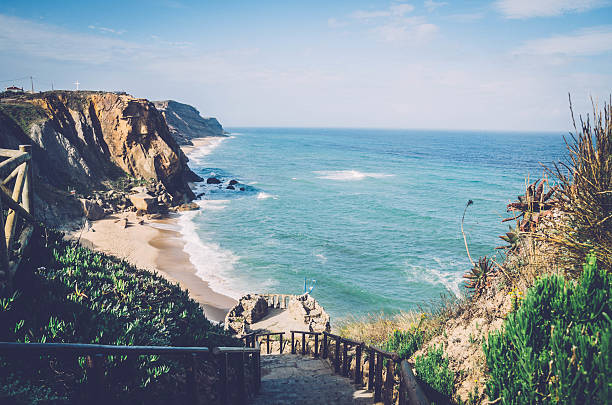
0,340 -> 261,405
242,330 -> 455,405
0,145 -> 36,286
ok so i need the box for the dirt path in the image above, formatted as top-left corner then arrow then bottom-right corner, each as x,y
251,354 -> 374,405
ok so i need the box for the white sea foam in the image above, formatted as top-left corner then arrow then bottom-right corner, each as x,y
314,170 -> 394,181
177,209 -> 243,299
256,192 -> 278,200
185,137 -> 227,165
314,253 -> 328,263
404,260 -> 463,298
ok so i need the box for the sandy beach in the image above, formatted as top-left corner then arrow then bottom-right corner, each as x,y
72,136 -> 237,322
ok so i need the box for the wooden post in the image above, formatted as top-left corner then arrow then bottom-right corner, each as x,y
19,145 -> 32,214
187,353 -> 200,405
255,352 -> 261,391
218,353 -> 229,403
314,333 -> 319,358
375,353 -> 383,402
384,357 -> 394,405
237,352 -> 246,402
342,342 -> 349,377
4,162 -> 26,251
266,334 -> 270,354
87,354 -> 105,405
279,333 -> 283,354
368,348 -> 375,391
334,338 -> 340,373
322,333 -> 328,358
0,197 -> 8,281
301,333 -> 306,355
291,332 -> 295,354
354,344 -> 362,386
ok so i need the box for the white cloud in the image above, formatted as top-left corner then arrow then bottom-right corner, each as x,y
443,12 -> 485,22
515,26 -> 612,56
375,20 -> 438,42
424,0 -> 448,12
88,25 -> 126,35
327,18 -> 347,28
351,3 -> 414,19
495,0 -> 608,18
390,3 -> 416,15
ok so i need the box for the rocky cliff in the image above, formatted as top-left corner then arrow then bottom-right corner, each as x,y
0,91 -> 200,227
152,100 -> 225,145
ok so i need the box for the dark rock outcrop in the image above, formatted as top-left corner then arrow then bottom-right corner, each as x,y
206,177 -> 221,184
152,100 -> 225,145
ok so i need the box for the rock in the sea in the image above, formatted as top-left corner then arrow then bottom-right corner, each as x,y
129,193 -> 157,212
226,185 -> 235,190
176,202 -> 200,211
206,177 -> 221,184
229,179 -> 238,185
239,187 -> 245,191
80,199 -> 106,220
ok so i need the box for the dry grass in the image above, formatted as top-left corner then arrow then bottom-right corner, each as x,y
336,294 -> 468,348
548,96 -> 612,272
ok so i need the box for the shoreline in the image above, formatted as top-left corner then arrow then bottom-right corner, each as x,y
72,136 -> 237,322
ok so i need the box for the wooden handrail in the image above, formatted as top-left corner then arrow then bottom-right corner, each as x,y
399,360 -> 429,405
0,341 -> 212,355
0,151 -> 30,177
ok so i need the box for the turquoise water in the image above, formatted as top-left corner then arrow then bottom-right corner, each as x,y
180,128 -> 566,321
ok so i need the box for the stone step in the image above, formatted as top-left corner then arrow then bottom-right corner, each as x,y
250,354 -> 374,405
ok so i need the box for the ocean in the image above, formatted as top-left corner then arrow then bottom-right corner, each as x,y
179,128 -> 567,321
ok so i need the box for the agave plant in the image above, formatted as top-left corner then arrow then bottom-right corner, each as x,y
504,178 -> 558,232
463,256 -> 496,295
496,225 -> 520,252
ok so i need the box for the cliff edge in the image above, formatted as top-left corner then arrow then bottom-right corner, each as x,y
153,100 -> 226,145
0,90 -> 200,227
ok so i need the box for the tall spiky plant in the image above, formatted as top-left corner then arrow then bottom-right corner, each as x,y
549,95 -> 612,272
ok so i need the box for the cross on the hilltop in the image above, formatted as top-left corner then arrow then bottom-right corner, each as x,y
74,81 -> 80,91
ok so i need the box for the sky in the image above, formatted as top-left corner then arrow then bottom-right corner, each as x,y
0,0 -> 611,131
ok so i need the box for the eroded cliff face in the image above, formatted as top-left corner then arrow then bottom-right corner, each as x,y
153,100 -> 225,145
0,91 -> 200,227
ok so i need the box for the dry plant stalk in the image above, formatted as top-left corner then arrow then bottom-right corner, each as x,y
548,95 -> 612,272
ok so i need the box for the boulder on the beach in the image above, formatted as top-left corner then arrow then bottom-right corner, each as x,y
226,185 -> 235,190
80,199 -> 106,220
206,177 -> 221,184
176,202 -> 200,211
129,193 -> 157,212
229,179 -> 238,185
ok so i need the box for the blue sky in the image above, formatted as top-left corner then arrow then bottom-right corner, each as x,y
1,0 -> 611,131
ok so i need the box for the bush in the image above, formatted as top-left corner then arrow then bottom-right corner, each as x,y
0,230 -> 240,404
483,254 -> 611,404
550,98 -> 612,272
382,329 -> 424,360
414,344 -> 455,397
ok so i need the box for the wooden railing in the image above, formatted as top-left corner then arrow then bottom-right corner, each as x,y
0,340 -> 261,405
0,145 -> 37,286
248,329 -> 445,405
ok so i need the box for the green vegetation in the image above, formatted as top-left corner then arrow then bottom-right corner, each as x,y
382,328 -> 424,361
414,344 -> 455,397
483,254 -> 611,404
0,103 -> 48,134
0,230 -> 239,404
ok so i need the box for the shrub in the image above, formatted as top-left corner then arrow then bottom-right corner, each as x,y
414,344 -> 455,397
550,98 -> 612,272
483,254 -> 611,404
382,329 -> 424,360
0,229 -> 240,403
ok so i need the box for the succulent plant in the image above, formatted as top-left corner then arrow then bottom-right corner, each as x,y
504,178 -> 558,232
496,224 -> 520,252
463,256 -> 496,295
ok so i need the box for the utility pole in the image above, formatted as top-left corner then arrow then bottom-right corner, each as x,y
30,76 -> 33,93
74,81 -> 80,91
51,82 -> 54,91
